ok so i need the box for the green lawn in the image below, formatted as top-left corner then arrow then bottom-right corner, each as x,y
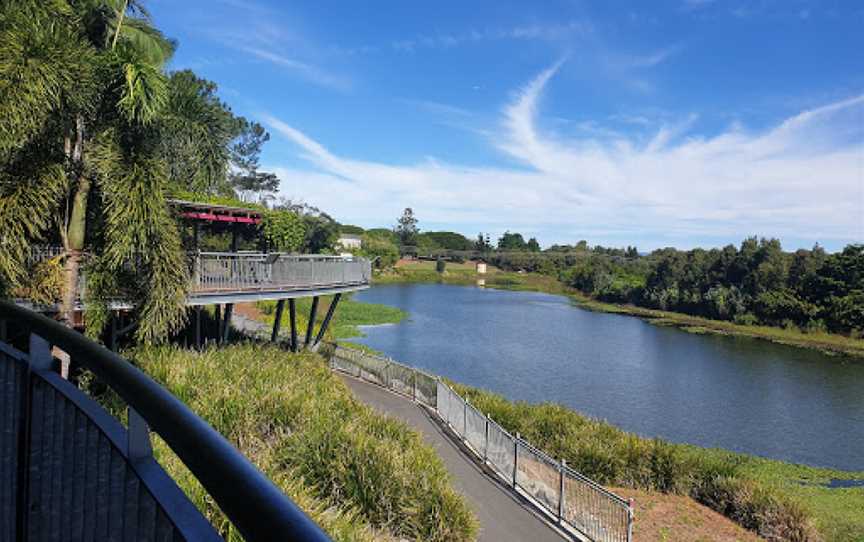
256,294 -> 407,340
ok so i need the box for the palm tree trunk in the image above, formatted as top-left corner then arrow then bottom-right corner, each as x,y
61,116 -> 88,327
61,177 -> 90,326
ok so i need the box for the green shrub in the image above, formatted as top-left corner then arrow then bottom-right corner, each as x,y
452,382 -> 823,541
262,209 -> 306,251
436,258 -> 446,273
130,345 -> 477,542
361,235 -> 399,268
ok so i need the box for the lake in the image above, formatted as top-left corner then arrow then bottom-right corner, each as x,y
352,283 -> 864,471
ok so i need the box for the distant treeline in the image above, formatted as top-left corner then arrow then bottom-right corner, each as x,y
491,239 -> 863,336
341,219 -> 862,336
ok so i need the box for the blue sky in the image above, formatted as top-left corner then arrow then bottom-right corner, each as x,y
149,0 -> 863,251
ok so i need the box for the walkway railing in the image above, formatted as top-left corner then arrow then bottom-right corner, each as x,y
193,252 -> 371,293
0,301 -> 331,541
330,345 -> 633,542
20,248 -> 372,305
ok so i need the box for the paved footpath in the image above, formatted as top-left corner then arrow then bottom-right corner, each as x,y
338,374 -> 567,542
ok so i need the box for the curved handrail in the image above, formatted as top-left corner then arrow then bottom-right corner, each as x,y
0,300 -> 331,542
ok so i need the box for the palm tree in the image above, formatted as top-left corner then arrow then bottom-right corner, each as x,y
0,0 -> 231,342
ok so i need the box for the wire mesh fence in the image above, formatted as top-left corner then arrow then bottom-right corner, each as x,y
329,345 -> 633,542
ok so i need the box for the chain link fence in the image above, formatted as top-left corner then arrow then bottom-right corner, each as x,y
330,345 -> 633,542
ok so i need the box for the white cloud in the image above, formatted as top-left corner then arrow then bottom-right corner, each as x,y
262,63 -> 864,248
390,21 -> 592,53
239,47 -> 351,91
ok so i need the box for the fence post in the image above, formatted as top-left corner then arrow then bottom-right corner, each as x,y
463,397 -> 468,441
412,370 -> 417,402
627,498 -> 635,542
483,414 -> 489,462
513,432 -> 520,488
558,459 -> 566,522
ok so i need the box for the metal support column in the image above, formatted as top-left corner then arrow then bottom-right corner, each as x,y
289,299 -> 298,352
214,304 -> 222,344
304,296 -> 319,348
110,311 -> 118,352
195,306 -> 202,349
313,293 -> 341,346
221,303 -> 233,344
271,300 -> 285,343
513,432 -> 520,487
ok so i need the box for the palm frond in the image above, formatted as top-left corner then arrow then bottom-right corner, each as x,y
88,129 -> 188,342
160,71 -> 235,193
115,55 -> 168,125
0,3 -> 95,156
0,148 -> 68,292
114,17 -> 176,65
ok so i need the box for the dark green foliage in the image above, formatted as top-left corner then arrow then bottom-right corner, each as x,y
228,118 -> 280,202
493,237 -> 863,337
261,209 -> 306,252
420,231 -> 473,251
338,224 -> 365,235
364,228 -> 400,244
395,207 -> 418,246
302,214 -> 339,253
361,235 -> 399,268
474,232 -> 493,252
497,230 -> 527,250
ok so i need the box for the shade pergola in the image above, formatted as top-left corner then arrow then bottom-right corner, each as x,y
169,199 -> 263,225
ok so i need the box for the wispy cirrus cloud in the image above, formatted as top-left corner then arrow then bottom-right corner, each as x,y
239,46 -> 352,91
262,62 -> 864,248
391,21 -> 593,53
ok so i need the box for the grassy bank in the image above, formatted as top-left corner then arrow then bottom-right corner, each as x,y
567,291 -> 864,359
376,262 -> 864,359
255,295 -> 407,340
127,344 -> 477,542
450,383 -> 864,542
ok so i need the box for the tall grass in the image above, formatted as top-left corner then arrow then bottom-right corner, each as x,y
451,383 -> 864,542
128,344 -> 477,542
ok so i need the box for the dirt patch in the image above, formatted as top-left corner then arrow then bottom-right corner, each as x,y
613,487 -> 764,542
233,302 -> 266,321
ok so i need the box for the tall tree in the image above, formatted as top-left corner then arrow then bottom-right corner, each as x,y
0,1 -> 233,341
228,118 -> 280,203
497,231 -> 527,251
395,207 -> 418,246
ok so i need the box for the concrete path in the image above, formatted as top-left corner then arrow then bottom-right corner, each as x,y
339,374 -> 567,542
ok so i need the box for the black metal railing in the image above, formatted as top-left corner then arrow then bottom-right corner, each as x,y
0,300 -> 331,541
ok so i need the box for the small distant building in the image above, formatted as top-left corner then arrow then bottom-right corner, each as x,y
337,233 -> 362,250
475,261 -> 487,274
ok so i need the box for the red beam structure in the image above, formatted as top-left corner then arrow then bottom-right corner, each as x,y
169,199 -> 263,225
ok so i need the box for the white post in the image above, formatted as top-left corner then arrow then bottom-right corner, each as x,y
627,498 -> 635,541
558,459 -> 566,522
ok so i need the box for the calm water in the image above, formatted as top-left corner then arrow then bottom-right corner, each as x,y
352,284 -> 864,471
